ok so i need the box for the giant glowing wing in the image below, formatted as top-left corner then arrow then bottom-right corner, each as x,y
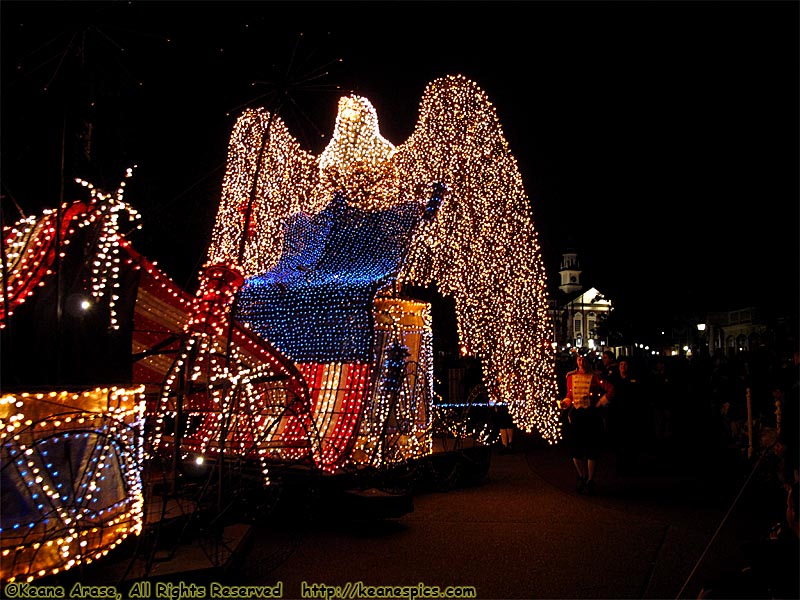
207,108 -> 322,277
392,75 -> 561,442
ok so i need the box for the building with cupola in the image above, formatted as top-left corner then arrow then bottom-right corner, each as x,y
550,248 -> 613,353
549,247 -> 798,362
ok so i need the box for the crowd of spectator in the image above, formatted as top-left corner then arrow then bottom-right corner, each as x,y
556,345 -> 798,478
556,344 -> 799,599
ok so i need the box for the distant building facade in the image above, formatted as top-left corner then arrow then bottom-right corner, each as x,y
550,249 -> 613,352
703,307 -> 768,357
549,250 -> 796,361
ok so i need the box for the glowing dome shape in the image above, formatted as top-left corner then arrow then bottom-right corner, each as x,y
206,75 -> 561,443
319,95 -> 396,172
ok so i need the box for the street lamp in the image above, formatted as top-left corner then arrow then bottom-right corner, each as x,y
696,322 -> 707,356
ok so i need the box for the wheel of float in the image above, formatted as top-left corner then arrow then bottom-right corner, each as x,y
463,384 -> 497,446
176,378 -> 322,523
353,357 -> 434,494
425,450 -> 464,492
431,397 -> 471,454
425,383 -> 496,490
390,358 -> 431,440
432,382 -> 491,453
364,358 -> 432,470
137,348 -> 321,572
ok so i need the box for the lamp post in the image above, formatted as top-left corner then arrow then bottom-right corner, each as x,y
696,322 -> 707,356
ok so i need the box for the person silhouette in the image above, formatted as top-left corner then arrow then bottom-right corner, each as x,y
559,352 -> 614,494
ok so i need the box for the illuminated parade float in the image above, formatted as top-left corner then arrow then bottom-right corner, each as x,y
0,183 -> 147,582
0,75 -> 559,582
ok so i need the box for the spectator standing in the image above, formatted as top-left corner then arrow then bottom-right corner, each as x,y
775,350 -> 799,488
601,350 -> 619,380
559,352 -> 614,495
698,480 -> 799,599
597,350 -> 618,445
651,358 -> 675,445
711,353 -> 749,449
608,357 -> 651,474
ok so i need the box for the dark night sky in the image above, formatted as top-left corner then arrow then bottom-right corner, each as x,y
2,1 -> 798,325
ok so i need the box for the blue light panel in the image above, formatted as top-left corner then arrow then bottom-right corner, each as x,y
236,195 -> 421,362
